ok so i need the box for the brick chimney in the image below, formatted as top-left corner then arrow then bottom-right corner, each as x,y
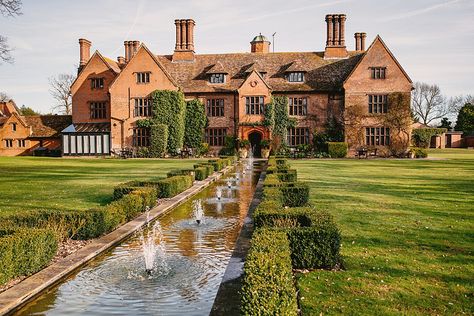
78,38 -> 91,73
172,19 -> 195,62
355,32 -> 366,51
124,40 -> 140,63
324,14 -> 348,59
250,33 -> 270,53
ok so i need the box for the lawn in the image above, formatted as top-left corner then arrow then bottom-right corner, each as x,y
0,157 -> 202,215
292,149 -> 474,315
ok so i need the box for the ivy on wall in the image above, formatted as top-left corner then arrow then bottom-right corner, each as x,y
184,99 -> 208,149
412,128 -> 446,148
271,96 -> 296,146
151,90 -> 186,153
150,123 -> 168,157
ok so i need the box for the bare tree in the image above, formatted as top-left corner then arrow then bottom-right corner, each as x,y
49,74 -> 75,115
448,94 -> 474,115
0,0 -> 22,64
411,82 -> 448,126
0,91 -> 10,102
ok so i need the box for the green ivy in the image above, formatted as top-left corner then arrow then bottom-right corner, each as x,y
184,99 -> 208,149
136,119 -> 153,129
412,128 -> 446,148
264,102 -> 275,129
272,96 -> 296,146
150,124 -> 168,157
151,90 -> 186,153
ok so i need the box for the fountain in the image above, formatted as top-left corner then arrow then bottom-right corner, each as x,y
140,220 -> 165,275
227,181 -> 232,189
235,172 -> 240,182
216,187 -> 222,201
193,199 -> 204,225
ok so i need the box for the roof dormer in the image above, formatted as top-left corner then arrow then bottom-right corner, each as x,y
208,62 -> 228,84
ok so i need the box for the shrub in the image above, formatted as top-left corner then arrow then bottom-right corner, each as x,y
0,228 -> 58,285
194,163 -> 214,178
184,99 -> 208,149
193,167 -> 208,181
327,142 -> 348,158
113,181 -> 143,200
277,169 -> 297,182
156,175 -> 193,198
167,169 -> 196,180
241,228 -> 298,316
130,187 -> 157,211
254,206 -> 312,228
150,123 -> 168,157
152,90 -> 186,153
281,183 -> 310,207
410,147 -> 428,158
412,128 -> 446,148
208,159 -> 224,171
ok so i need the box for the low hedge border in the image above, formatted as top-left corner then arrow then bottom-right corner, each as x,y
241,228 -> 298,316
156,175 -> 193,198
0,228 -> 58,285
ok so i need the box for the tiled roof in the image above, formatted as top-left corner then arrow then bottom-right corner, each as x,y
23,115 -> 72,138
62,122 -> 111,133
157,51 -> 363,93
0,117 -> 7,127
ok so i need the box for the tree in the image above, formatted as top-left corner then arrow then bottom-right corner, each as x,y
49,73 -> 74,115
448,94 -> 474,115
0,0 -> 22,64
411,82 -> 448,126
0,91 -> 10,102
438,117 -> 452,130
19,105 -> 39,116
455,103 -> 474,135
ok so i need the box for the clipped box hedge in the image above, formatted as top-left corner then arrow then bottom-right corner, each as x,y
0,228 -> 58,285
281,183 -> 310,207
327,142 -> 348,158
194,163 -> 214,178
241,228 -> 298,316
194,166 -> 208,181
166,169 -> 196,180
156,175 -> 193,198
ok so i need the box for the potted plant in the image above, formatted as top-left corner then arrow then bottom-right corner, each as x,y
239,139 -> 250,159
261,139 -> 271,159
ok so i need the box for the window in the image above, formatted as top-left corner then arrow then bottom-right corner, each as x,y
91,78 -> 104,89
205,128 -> 226,146
133,128 -> 150,147
245,96 -> 264,115
368,95 -> 388,114
11,123 -> 16,132
206,99 -> 224,117
17,139 -> 26,147
287,72 -> 305,82
4,139 -> 13,148
289,97 -> 308,116
287,127 -> 310,147
366,127 -> 390,146
134,98 -> 152,117
370,67 -> 386,79
136,72 -> 150,84
90,102 -> 107,119
210,73 -> 225,84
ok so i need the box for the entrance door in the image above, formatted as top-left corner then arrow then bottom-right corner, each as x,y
248,131 -> 262,158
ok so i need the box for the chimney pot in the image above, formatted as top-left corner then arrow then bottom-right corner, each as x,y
324,14 -> 348,59
79,38 -> 91,66
360,32 -> 367,51
173,18 -> 196,62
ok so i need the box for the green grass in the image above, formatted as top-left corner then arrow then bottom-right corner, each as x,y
0,157 -> 202,215
292,149 -> 474,315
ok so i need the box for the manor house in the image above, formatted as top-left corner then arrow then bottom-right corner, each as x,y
66,14 -> 412,156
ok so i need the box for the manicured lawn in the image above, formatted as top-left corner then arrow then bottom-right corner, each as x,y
0,157 -> 202,215
293,149 -> 474,315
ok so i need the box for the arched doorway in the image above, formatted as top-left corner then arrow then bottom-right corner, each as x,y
248,131 -> 262,158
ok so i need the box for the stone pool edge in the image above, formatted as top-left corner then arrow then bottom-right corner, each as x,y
0,165 -> 234,316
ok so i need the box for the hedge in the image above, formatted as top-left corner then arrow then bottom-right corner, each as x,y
194,167 -> 208,181
113,180 -> 159,200
194,163 -> 214,178
184,99 -> 208,150
0,228 -> 58,285
327,142 -> 348,158
241,228 -> 298,316
281,183 -> 310,207
410,147 -> 428,158
150,123 -> 168,157
167,169 -> 196,180
412,128 -> 446,148
156,175 -> 193,198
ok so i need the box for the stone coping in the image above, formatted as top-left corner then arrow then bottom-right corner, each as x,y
0,165 -> 234,316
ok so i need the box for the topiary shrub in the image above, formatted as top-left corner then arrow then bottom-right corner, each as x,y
152,90 -> 186,153
184,99 -> 208,149
167,169 -> 196,180
327,142 -> 348,158
150,123 -> 168,157
280,183 -> 310,207
193,167 -> 208,181
241,228 -> 298,316
194,163 -> 214,178
410,147 -> 428,158
277,169 -> 297,182
0,228 -> 58,285
156,175 -> 193,198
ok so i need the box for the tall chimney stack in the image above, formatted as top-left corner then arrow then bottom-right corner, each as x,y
173,19 -> 195,62
324,14 -> 348,59
360,32 -> 366,51
78,38 -> 91,73
354,32 -> 367,51
124,41 -> 130,62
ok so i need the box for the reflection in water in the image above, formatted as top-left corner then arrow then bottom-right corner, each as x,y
16,161 -> 261,316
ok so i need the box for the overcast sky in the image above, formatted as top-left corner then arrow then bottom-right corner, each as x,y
1,0 -> 473,113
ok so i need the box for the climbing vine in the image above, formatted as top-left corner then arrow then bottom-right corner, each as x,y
271,96 -> 296,147
184,99 -> 208,149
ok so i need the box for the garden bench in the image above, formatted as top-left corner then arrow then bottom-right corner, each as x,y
356,147 -> 377,159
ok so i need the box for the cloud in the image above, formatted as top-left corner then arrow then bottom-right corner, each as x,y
382,0 -> 462,22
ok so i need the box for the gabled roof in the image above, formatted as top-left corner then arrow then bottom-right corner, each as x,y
24,115 -> 72,138
208,61 -> 228,74
285,60 -> 307,73
70,51 -> 120,92
245,60 -> 267,73
157,51 -> 363,93
344,35 -> 413,86
238,69 -> 272,91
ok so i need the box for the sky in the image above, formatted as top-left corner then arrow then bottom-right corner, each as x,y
0,0 -> 473,113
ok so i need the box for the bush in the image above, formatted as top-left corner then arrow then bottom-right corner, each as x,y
277,169 -> 297,182
194,163 -> 214,178
167,169 -> 196,180
412,128 -> 446,148
156,175 -> 193,198
410,147 -> 428,158
281,183 -> 310,207
113,180 -> 160,200
184,99 -> 208,149
193,167 -> 208,181
0,228 -> 58,285
254,206 -> 312,228
150,123 -> 168,157
241,228 -> 298,316
327,142 -> 348,158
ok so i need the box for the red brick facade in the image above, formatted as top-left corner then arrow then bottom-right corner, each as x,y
69,14 -> 412,155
